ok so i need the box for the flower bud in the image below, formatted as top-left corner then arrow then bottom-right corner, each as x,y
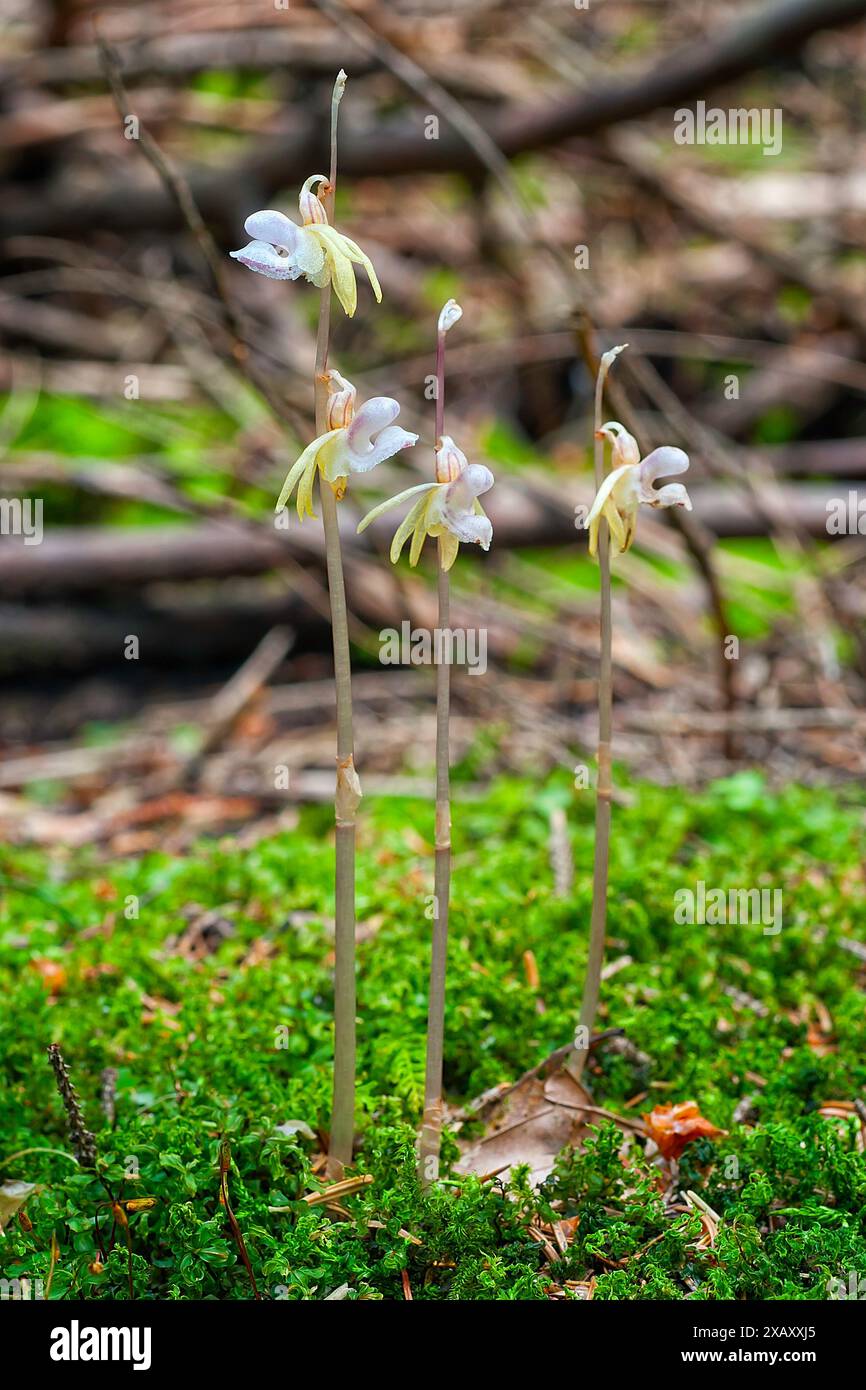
437,299 -> 463,335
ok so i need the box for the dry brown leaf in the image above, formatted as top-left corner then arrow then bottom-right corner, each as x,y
0,1180 -> 36,1233
456,1066 -> 594,1186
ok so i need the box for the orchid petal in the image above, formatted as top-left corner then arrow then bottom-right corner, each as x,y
335,233 -> 382,304
243,210 -> 299,250
409,510 -> 429,567
446,511 -> 493,549
426,463 -> 495,550
588,512 -> 601,559
637,446 -> 690,500
652,482 -> 692,510
349,425 -> 418,473
326,243 -> 358,317
317,432 -> 352,484
299,175 -> 329,226
441,463 -> 494,514
345,398 -> 418,473
325,371 -> 357,431
296,453 -> 319,520
584,463 -> 635,528
293,226 -> 327,282
598,421 -> 640,469
348,396 -> 399,447
604,496 -> 629,552
435,435 -> 469,483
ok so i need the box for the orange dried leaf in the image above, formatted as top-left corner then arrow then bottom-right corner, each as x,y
31,959 -> 67,994
644,1101 -> 724,1159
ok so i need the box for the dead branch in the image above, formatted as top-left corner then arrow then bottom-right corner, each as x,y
3,0 -> 863,238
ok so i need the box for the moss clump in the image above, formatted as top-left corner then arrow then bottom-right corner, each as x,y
1,772 -> 865,1298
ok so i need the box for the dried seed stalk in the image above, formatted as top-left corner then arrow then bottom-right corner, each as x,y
47,1043 -> 98,1168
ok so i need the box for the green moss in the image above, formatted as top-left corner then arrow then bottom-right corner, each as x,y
1,773 -> 865,1298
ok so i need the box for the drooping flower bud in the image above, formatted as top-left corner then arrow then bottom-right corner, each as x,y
437,299 -> 463,335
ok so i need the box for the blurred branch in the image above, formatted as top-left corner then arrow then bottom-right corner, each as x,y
608,127 -> 866,349
4,0 -> 864,237
0,485 -> 843,594
95,28 -> 306,434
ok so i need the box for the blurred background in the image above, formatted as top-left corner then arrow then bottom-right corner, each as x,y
1,0 -> 866,857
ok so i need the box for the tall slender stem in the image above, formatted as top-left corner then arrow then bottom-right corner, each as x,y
418,322 -> 451,1185
316,72 -> 357,1176
569,350 -> 618,1084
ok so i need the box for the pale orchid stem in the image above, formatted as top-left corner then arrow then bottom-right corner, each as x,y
434,328 -> 446,451
569,346 -> 623,1084
316,71 -> 357,1178
419,323 -> 451,1186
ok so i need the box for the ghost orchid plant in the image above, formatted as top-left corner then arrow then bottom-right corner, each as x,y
570,346 -> 691,1086
229,71 -> 407,1177
358,300 -> 495,1185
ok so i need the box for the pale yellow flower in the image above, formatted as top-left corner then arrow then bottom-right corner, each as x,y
230,177 -> 381,317
357,437 -> 493,571
585,422 -> 692,557
276,371 -> 417,519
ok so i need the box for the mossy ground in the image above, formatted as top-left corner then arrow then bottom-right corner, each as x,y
2,769 -> 866,1300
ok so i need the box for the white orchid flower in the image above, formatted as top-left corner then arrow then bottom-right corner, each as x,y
275,371 -> 418,519
584,422 -> 692,557
357,436 -> 493,571
230,176 -> 382,317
